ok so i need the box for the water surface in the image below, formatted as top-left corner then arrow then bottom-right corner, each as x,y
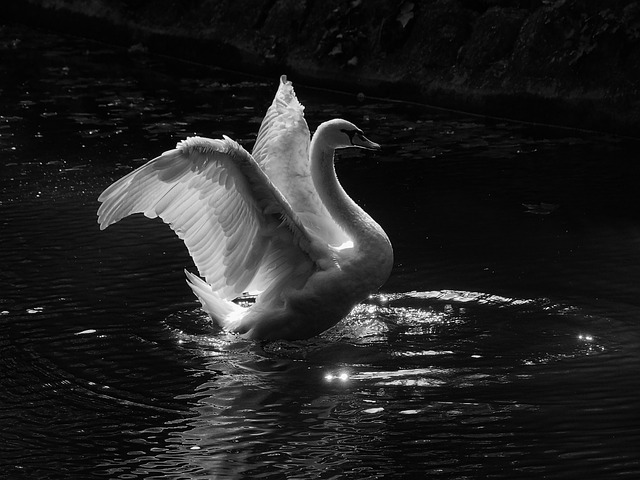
1,24 -> 639,479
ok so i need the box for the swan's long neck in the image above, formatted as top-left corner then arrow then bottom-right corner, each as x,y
309,128 -> 389,257
310,142 -> 364,241
309,123 -> 393,293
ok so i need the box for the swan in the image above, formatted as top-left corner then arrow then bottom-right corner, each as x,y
97,75 -> 393,340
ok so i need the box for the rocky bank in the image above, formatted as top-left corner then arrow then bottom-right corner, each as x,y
7,0 -> 640,136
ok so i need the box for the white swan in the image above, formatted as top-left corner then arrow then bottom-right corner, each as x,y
97,75 -> 393,340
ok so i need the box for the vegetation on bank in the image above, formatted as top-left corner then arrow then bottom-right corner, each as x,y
8,0 -> 640,135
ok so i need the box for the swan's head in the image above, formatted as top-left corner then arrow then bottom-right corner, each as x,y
316,119 -> 381,151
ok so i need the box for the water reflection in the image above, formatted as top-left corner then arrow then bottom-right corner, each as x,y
324,371 -> 350,383
121,294 -> 596,478
144,290 -> 619,478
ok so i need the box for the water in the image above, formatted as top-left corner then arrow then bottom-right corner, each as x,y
1,24 -> 639,479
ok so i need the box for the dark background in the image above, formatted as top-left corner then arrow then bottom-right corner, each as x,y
7,0 -> 640,136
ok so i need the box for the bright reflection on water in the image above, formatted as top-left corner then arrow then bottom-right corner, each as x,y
1,24 -> 640,480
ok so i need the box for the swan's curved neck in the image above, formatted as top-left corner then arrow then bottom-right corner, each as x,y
309,124 -> 393,291
309,131 -> 374,247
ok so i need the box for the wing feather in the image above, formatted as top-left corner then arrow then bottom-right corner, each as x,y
97,136 -> 317,301
251,75 -> 349,247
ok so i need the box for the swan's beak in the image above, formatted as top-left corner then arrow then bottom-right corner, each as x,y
352,133 -> 381,151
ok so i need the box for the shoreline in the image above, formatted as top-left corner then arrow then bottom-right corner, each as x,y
7,0 -> 640,137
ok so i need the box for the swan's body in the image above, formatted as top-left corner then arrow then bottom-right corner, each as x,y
97,76 -> 393,340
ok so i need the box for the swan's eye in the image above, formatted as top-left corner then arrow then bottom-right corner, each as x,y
340,128 -> 364,145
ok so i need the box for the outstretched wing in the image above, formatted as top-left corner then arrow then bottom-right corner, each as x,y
252,75 -> 349,247
97,136 -> 317,300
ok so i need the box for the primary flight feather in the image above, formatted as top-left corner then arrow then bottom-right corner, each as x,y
97,75 -> 393,340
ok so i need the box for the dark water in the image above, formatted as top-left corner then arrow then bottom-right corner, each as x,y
2,24 -> 639,479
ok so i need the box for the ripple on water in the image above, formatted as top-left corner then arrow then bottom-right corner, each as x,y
163,289 -> 614,395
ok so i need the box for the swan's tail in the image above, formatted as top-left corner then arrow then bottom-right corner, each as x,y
184,270 -> 244,332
